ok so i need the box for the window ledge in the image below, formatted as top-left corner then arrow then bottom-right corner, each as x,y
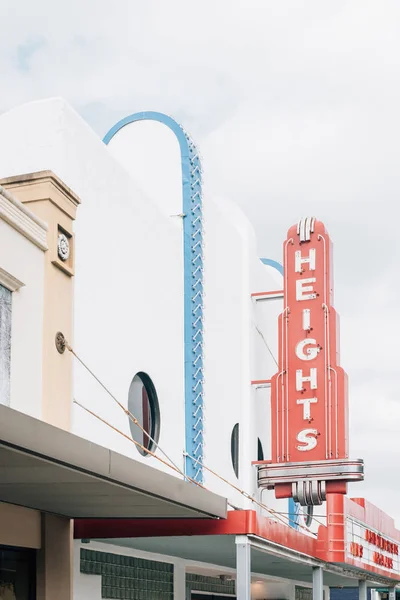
0,267 -> 24,292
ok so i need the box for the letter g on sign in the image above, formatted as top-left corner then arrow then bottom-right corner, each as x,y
296,429 -> 318,451
295,339 -> 320,361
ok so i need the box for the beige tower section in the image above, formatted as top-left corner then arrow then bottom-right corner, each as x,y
0,171 -> 80,431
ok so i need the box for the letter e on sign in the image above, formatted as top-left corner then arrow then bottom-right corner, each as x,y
296,278 -> 317,301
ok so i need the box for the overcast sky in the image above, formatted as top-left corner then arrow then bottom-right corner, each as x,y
1,0 -> 399,523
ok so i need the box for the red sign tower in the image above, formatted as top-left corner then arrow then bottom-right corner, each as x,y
258,217 -> 363,506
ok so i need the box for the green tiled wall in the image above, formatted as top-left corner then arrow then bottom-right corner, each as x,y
80,548 -> 173,599
80,548 -> 236,599
295,586 -> 312,600
186,573 -> 236,595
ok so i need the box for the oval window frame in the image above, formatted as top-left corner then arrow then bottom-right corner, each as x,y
231,423 -> 239,478
128,372 -> 160,457
257,438 -> 264,461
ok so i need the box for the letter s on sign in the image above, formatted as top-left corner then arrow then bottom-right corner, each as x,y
296,429 -> 318,451
295,339 -> 320,361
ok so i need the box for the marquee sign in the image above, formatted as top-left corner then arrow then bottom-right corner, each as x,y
257,218 -> 364,506
319,495 -> 400,580
347,520 -> 400,573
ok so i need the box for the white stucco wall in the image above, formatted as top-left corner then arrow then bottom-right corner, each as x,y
0,98 -> 292,519
0,98 -> 186,477
104,117 -> 285,511
0,98 -> 327,600
0,213 -> 45,418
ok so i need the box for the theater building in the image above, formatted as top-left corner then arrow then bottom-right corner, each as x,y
0,98 -> 398,600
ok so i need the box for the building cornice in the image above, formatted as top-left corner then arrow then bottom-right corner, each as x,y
0,184 -> 48,251
0,171 -> 80,219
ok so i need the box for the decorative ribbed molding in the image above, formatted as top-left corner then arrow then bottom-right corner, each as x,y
0,186 -> 47,251
0,267 -> 24,292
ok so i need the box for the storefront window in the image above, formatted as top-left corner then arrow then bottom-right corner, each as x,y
0,285 -> 12,406
0,546 -> 36,600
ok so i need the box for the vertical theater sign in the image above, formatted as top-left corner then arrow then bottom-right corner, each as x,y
258,217 -> 364,507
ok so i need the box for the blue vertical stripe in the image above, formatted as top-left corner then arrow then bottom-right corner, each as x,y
104,113 -> 204,483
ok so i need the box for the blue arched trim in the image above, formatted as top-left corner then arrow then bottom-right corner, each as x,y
260,258 -> 283,276
260,256 -> 300,529
103,112 -> 204,483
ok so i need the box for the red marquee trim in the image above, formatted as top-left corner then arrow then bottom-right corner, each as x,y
74,498 -> 400,582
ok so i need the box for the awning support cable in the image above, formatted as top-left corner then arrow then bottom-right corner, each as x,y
73,399 -> 206,490
184,451 -> 324,534
255,325 -> 279,368
65,340 -> 184,481
66,340 -> 321,534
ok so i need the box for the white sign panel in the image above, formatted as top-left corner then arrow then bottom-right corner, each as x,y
346,518 -> 400,575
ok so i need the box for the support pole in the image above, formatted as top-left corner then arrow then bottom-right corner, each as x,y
359,580 -> 367,600
173,563 -> 186,600
37,514 -> 73,600
236,535 -> 251,600
389,588 -> 396,600
185,582 -> 191,600
312,566 -> 323,600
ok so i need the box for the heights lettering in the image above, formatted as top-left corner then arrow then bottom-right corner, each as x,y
271,219 -> 349,464
260,218 -> 363,504
293,246 -> 321,451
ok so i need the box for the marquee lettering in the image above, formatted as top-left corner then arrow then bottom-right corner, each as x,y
365,530 -> 399,555
346,519 -> 400,574
373,552 -> 393,570
349,542 -> 363,559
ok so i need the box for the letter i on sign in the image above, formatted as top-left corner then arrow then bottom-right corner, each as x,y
302,309 -> 311,331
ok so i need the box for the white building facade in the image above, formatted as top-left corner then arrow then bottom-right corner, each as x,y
0,98 -> 286,509
0,98 -> 398,600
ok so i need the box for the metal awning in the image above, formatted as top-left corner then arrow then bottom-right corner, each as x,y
74,512 -> 400,588
0,405 -> 227,519
93,535 -> 398,588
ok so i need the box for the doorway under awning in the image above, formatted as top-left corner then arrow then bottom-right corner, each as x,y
0,404 -> 227,520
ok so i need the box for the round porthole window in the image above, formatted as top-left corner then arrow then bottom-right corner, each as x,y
257,438 -> 264,461
302,504 -> 313,527
231,423 -> 239,478
128,372 -> 160,456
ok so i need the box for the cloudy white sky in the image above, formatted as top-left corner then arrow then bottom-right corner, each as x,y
1,1 -> 399,523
